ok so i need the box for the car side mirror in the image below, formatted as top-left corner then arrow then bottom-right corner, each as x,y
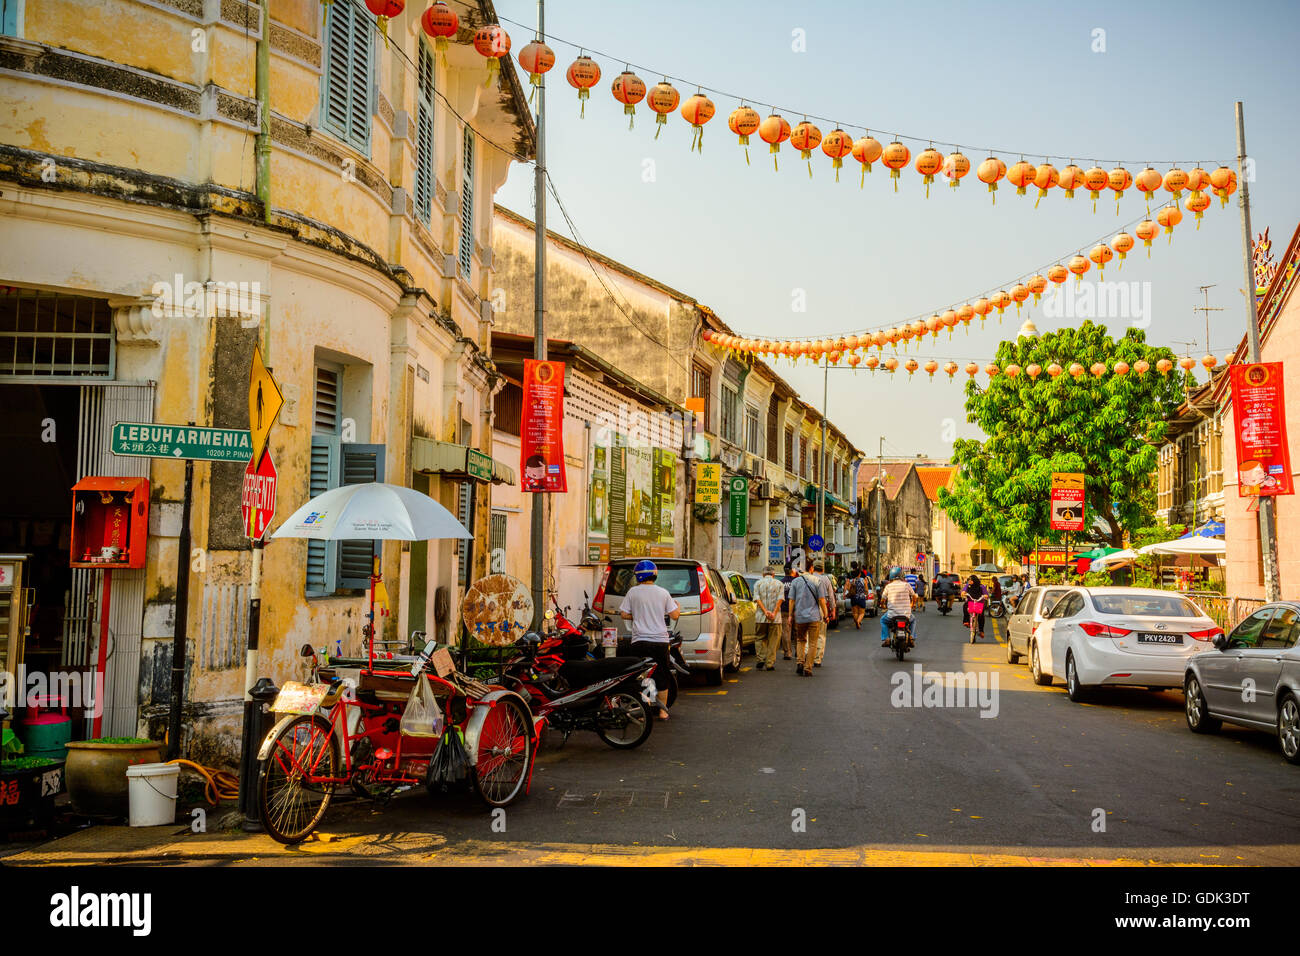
1213,633 -> 1229,651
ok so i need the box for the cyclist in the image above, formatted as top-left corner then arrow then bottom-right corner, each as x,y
961,574 -> 988,641
879,567 -> 917,648
618,559 -> 680,719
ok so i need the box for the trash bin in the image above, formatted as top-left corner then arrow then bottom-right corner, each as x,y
126,762 -> 180,826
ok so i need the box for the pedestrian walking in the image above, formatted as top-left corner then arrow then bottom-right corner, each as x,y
848,565 -> 870,629
790,559 -> 828,677
751,564 -> 785,671
808,559 -> 835,670
779,563 -> 797,659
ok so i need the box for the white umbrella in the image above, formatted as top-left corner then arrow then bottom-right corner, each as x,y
1138,534 -> 1226,557
272,482 -> 471,541
1090,548 -> 1139,572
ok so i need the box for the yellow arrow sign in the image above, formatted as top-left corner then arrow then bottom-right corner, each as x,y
249,345 -> 284,466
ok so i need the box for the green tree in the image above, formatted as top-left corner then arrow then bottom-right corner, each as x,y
938,322 -> 1187,554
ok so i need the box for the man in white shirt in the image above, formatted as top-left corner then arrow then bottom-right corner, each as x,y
619,560 -> 680,718
880,566 -> 917,648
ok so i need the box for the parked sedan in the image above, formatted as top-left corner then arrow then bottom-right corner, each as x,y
1029,587 -> 1220,701
1005,585 -> 1070,665
1184,602 -> 1300,764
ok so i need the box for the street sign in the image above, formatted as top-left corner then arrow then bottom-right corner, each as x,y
111,422 -> 252,462
695,462 -> 722,504
1050,472 -> 1086,531
727,476 -> 749,536
241,451 -> 278,541
825,542 -> 836,554
916,551 -> 926,564
249,346 -> 284,467
808,533 -> 825,552
466,448 -> 494,482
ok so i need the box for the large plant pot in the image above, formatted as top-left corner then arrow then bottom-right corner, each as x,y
65,740 -> 162,818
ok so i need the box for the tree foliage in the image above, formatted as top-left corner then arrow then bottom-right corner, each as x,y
937,322 -> 1188,554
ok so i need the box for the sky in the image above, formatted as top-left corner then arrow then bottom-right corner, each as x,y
493,0 -> 1300,461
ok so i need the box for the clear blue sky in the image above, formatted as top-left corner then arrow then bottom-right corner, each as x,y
494,0 -> 1300,460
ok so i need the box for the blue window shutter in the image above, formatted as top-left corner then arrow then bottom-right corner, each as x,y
306,434 -> 340,597
336,443 -> 386,590
320,0 -> 372,154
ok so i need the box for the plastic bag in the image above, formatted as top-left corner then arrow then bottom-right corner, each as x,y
399,677 -> 444,737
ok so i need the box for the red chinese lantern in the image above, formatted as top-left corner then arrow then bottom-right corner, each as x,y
945,152 -> 972,190
1033,162 -> 1059,207
985,363 -> 1000,378
1163,167 -> 1188,199
1156,358 -> 1174,375
366,0 -> 405,44
957,304 -> 975,331
884,357 -> 899,372
727,105 -> 760,164
1090,362 -> 1107,378
848,353 -> 861,368
1068,255 -> 1091,284
647,81 -> 680,138
565,55 -> 601,117
973,297 -> 992,326
1185,190 -> 1211,227
1010,284 -> 1030,313
941,308 -> 958,337
828,350 -> 842,365
1084,165 -> 1109,211
990,290 -> 1011,318
924,359 -> 939,379
1005,363 -> 1021,380
1201,354 -> 1217,371
926,314 -> 943,339
1026,363 -> 1042,380
517,40 -> 555,88
1007,160 -> 1036,196
852,135 -> 883,187
1059,163 -> 1085,199
473,23 -> 511,84
1069,362 -> 1085,379
977,156 -> 1006,204
1108,166 -> 1133,214
759,113 -> 791,170
790,120 -> 823,177
822,129 -> 853,181
914,147 -> 944,197
1027,274 -> 1048,305
1133,359 -> 1150,375
421,2 -> 459,55
1186,166 -> 1212,196
902,358 -> 918,378
944,361 -> 958,380
1089,242 -> 1114,279
701,329 -> 713,343
866,355 -> 880,370
1047,264 -> 1069,286
1112,231 -> 1135,267
1178,356 -> 1196,374
1135,218 -> 1159,255
965,362 -> 979,378
1047,363 -> 1063,378
611,71 -> 647,129
881,141 -> 911,191
681,92 -> 715,152
1135,166 -> 1163,203
910,320 -> 927,342
845,334 -> 860,351
1114,361 -> 1130,376
1156,203 -> 1182,241
1210,166 -> 1236,207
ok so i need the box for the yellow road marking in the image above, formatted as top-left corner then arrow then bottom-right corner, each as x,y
683,690 -> 728,696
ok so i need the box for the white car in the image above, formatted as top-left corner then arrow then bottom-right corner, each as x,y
1005,585 -> 1071,665
1027,587 -> 1221,702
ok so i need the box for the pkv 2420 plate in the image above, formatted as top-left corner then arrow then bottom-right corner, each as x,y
1136,633 -> 1184,645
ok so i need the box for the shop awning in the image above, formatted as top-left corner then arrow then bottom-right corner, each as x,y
411,438 -> 515,485
803,484 -> 850,512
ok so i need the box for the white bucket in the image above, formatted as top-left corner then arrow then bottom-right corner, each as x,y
125,762 -> 179,827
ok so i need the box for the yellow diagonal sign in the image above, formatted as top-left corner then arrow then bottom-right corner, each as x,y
249,345 -> 283,466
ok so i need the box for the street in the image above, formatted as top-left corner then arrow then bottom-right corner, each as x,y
13,607 -> 1296,867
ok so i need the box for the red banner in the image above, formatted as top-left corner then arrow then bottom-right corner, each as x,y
1231,362 -> 1294,497
520,359 -> 567,493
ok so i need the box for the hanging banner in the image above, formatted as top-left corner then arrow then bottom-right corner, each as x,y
586,433 -> 676,563
727,476 -> 749,536
520,359 -> 567,493
1231,362 -> 1294,497
695,462 -> 722,503
1050,472 -> 1086,531
768,516 -> 786,565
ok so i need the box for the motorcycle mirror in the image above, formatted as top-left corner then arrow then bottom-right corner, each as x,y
544,608 -> 555,620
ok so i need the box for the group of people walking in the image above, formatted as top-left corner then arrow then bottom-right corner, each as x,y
751,559 -> 836,676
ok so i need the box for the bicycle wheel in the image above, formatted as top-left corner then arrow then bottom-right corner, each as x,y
258,715 -> 338,845
470,696 -> 533,808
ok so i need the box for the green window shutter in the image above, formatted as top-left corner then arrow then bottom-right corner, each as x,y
336,443 -> 386,590
2,0 -> 18,37
414,41 -> 435,225
458,128 -> 474,278
306,434 -> 340,597
320,0 -> 373,155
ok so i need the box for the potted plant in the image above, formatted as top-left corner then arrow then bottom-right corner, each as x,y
65,737 -> 162,818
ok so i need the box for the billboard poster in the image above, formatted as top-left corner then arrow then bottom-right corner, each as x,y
520,360 -> 567,493
695,461 -> 722,503
1231,362 -> 1294,497
1050,472 -> 1086,531
587,432 -> 676,563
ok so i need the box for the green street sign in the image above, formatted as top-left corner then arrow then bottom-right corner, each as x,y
111,422 -> 253,462
727,476 -> 749,537
466,448 -> 494,482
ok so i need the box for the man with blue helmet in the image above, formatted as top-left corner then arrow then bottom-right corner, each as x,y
619,559 -> 680,719
880,566 -> 917,648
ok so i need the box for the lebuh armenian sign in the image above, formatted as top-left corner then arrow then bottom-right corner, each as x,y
111,422 -> 252,462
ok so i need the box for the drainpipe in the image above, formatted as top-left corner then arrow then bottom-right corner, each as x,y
255,0 -> 271,223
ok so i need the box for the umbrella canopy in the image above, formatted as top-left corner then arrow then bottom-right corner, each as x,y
272,482 -> 472,541
972,563 -> 1002,574
1072,546 -> 1122,561
1138,534 -> 1226,557
1089,548 -> 1139,572
1178,520 -> 1225,539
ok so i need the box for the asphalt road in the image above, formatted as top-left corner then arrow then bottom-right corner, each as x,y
298,606 -> 1300,865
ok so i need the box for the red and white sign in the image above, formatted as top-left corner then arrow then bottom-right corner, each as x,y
1050,472 -> 1086,531
242,451 -> 278,540
520,359 -> 567,493
1231,362 -> 1294,497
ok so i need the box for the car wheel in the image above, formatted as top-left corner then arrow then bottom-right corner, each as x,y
1006,637 -> 1020,664
1184,675 -> 1220,735
705,664 -> 724,686
1279,693 -> 1300,765
1030,642 -> 1052,686
1065,653 -> 1090,703
724,633 -> 742,673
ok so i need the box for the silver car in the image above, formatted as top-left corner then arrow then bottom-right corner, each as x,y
1005,586 -> 1070,665
1184,602 -> 1300,764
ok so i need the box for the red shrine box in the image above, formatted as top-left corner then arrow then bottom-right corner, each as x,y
70,477 -> 149,570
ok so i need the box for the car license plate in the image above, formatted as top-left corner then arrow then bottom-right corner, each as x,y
1137,633 -> 1183,645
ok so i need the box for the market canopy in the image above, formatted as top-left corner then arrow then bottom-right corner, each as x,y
1072,546 -> 1123,561
1089,548 -> 1139,571
1179,520 -> 1225,539
1138,534 -> 1226,556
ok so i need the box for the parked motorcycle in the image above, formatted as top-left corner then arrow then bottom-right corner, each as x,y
890,615 -> 913,661
500,632 -> 658,749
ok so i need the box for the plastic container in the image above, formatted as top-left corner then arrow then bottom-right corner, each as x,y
16,699 -> 72,763
125,762 -> 179,827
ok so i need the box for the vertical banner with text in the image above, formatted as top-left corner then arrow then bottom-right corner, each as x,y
1230,362 -> 1294,497
520,359 -> 567,493
1050,472 -> 1086,531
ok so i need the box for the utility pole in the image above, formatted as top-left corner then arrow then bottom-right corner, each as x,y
1235,102 -> 1280,603
875,437 -> 884,581
817,354 -> 828,545
529,0 -> 547,626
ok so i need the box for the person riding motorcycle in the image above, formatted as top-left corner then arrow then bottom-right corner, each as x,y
879,567 -> 917,648
618,560 -> 680,719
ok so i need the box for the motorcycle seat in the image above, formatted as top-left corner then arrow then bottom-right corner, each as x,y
558,656 -> 648,687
